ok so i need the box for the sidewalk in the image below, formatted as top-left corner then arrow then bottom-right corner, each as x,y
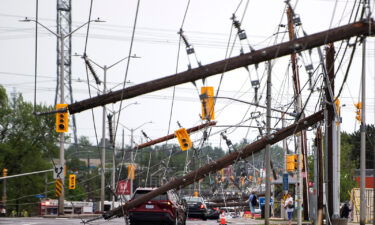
226,217 -> 312,225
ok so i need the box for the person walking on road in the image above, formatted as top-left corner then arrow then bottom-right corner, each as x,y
284,193 -> 294,225
249,192 -> 257,218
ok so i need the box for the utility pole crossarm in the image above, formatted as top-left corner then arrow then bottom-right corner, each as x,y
102,110 -> 324,220
69,21 -> 373,115
135,121 -> 216,150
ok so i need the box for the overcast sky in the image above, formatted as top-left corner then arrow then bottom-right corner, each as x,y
1,0 -> 374,152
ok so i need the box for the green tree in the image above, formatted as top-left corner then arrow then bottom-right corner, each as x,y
0,86 -> 58,214
340,132 -> 359,201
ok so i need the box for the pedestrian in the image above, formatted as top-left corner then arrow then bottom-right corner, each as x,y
284,193 -> 294,225
340,202 -> 351,219
10,209 -> 16,217
249,192 -> 257,218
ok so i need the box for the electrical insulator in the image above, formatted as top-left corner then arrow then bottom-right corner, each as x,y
200,86 -> 215,121
68,174 -> 76,190
55,104 -> 69,133
175,128 -> 192,151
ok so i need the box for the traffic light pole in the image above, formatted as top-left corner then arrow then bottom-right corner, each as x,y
359,37 -> 366,225
264,61 -> 272,225
58,35 -> 65,215
2,169 -> 6,211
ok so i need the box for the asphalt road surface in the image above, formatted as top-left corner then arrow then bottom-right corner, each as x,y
0,217 -> 226,225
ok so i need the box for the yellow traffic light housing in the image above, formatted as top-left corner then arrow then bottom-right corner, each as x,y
200,86 -> 215,121
68,174 -> 76,190
175,128 -> 192,151
354,102 -> 362,122
55,104 -> 69,133
128,164 -> 136,180
2,168 -> 7,177
286,154 -> 298,172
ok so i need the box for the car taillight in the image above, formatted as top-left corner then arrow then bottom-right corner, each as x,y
158,201 -> 173,209
213,207 -> 218,211
200,203 -> 205,209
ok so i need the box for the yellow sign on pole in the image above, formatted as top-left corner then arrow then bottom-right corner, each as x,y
55,179 -> 63,197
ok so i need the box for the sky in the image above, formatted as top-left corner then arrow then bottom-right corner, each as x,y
1,0 -> 375,153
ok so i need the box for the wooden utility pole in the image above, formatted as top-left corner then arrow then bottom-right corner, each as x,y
100,111 -> 324,220
135,121 -> 216,150
67,21 -> 375,115
287,7 -> 309,222
325,43 -> 336,218
316,127 -> 324,225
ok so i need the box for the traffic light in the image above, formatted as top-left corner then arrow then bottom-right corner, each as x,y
2,168 -> 7,177
175,128 -> 192,151
286,154 -> 298,172
55,104 -> 69,133
354,102 -> 362,122
286,154 -> 304,172
128,164 -> 135,180
68,174 -> 76,190
200,86 -> 215,121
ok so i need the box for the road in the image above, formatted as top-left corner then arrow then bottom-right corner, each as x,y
0,217 -> 219,225
0,217 -> 262,225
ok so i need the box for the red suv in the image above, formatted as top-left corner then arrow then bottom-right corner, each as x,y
128,187 -> 187,225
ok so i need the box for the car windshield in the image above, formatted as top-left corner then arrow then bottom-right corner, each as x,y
184,197 -> 203,203
133,190 -> 168,201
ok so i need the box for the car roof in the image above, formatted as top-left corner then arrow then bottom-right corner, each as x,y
134,187 -> 158,191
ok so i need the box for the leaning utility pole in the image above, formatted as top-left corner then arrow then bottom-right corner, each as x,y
359,36 -> 367,225
135,122 -> 216,150
67,21 -> 375,115
265,61 -> 272,225
98,111 -> 324,220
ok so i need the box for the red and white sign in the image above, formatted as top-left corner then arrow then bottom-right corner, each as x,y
116,180 -> 131,195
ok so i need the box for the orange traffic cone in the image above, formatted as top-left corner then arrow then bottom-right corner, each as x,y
219,212 -> 227,225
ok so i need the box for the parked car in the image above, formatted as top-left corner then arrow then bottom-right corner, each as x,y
183,196 -> 208,220
128,187 -> 187,225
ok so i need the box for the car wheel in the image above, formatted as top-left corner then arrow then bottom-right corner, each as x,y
202,215 -> 207,221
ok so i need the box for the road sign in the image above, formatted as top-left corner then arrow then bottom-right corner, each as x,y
283,173 -> 289,191
55,179 -> 63,197
53,165 -> 64,179
34,194 -> 45,198
116,180 -> 130,195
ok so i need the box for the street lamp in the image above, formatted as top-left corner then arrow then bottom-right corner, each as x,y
20,17 -> 104,215
121,121 -> 153,195
74,54 -> 140,212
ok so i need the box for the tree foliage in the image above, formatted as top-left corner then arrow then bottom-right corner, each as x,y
0,86 -> 58,214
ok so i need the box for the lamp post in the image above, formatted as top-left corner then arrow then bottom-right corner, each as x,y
20,17 -> 104,215
107,102 -> 138,208
76,54 -> 140,212
121,121 -> 153,196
